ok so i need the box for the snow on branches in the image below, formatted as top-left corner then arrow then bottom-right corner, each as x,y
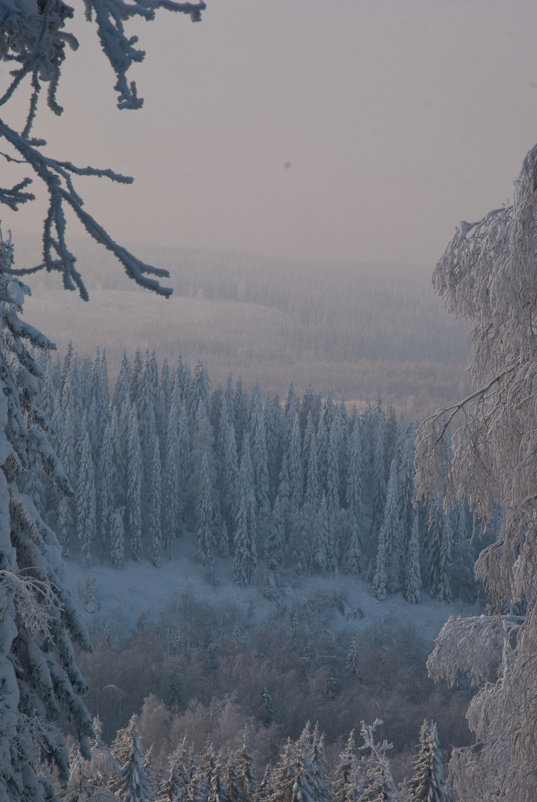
0,0 -> 205,299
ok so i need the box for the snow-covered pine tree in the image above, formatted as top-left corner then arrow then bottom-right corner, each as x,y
311,493 -> 337,575
346,417 -> 364,570
371,526 -> 388,602
332,731 -> 360,802
97,417 -> 116,563
218,414 -> 240,548
163,401 -> 182,559
207,752 -> 229,802
126,410 -> 143,562
113,353 -> 131,414
401,720 -> 446,802
287,412 -> 304,512
265,726 -> 316,802
424,499 -> 452,603
249,385 -> 270,524
156,737 -> 191,802
196,452 -> 216,571
110,508 -> 126,569
310,724 -> 331,802
403,513 -> 422,605
77,429 -> 97,566
265,492 -> 285,569
265,392 -> 284,505
0,234 -> 94,798
381,457 -> 403,595
224,754 -> 243,802
236,727 -> 256,802
150,438 -> 163,568
56,402 -> 77,556
232,435 -> 257,586
111,714 -> 153,802
370,410 -> 387,540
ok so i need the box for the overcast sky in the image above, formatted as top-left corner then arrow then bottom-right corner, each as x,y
4,0 -> 537,270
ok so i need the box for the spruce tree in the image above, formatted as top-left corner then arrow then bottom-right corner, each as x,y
425,499 -> 452,602
403,514 -> 422,605
110,508 -> 126,569
402,720 -> 446,802
233,435 -> 257,586
97,418 -> 116,563
163,420 -> 181,559
111,714 -> 153,802
0,235 -> 93,799
332,731 -> 360,802
127,410 -> 143,562
196,452 -> 216,570
150,438 -> 163,568
77,429 -> 97,566
382,458 -> 403,595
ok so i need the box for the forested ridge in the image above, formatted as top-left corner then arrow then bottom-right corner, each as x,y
19,239 -> 470,420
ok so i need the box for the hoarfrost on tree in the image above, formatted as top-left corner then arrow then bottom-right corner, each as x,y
416,143 -> 537,799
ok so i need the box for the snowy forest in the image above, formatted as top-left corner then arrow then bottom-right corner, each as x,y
30,345 -> 483,604
3,2 -> 537,802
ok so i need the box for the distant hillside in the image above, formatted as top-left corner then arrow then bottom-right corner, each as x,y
18,237 -> 470,418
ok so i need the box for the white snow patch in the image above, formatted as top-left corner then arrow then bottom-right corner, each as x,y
64,539 -> 482,645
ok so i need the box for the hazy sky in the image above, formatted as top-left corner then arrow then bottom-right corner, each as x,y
4,0 -> 537,269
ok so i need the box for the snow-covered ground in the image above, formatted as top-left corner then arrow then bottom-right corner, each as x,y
64,540 -> 482,645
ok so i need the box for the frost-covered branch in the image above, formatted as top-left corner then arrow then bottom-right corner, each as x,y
85,0 -> 206,110
0,0 -> 205,299
416,143 -> 537,799
426,614 -> 522,688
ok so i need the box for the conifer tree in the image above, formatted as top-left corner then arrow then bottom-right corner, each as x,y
402,720 -> 446,802
91,348 -> 110,450
224,755 -> 243,802
219,416 -> 240,543
288,413 -> 304,511
333,731 -> 360,802
111,714 -> 153,802
57,402 -> 77,556
233,436 -> 257,586
371,527 -> 388,602
0,235 -> 94,799
265,393 -> 284,505
156,738 -> 191,802
347,418 -> 364,520
97,417 -> 116,562
127,410 -> 143,562
425,499 -> 452,602
77,429 -> 97,566
265,493 -> 285,569
207,753 -> 229,802
310,724 -> 331,802
403,514 -> 422,605
311,494 -> 337,575
110,508 -> 126,569
236,727 -> 256,802
150,439 -> 163,568
382,459 -> 403,595
163,418 -> 181,559
113,353 -> 132,413
370,411 -> 387,538
196,452 -> 216,571
303,414 -> 320,509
